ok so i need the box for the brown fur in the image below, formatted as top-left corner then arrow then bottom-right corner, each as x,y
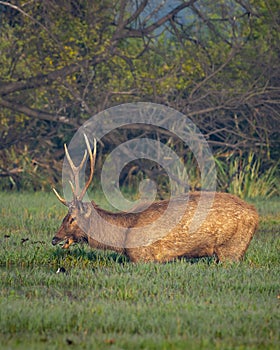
52,191 -> 259,263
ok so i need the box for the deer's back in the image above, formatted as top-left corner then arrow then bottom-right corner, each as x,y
125,192 -> 259,262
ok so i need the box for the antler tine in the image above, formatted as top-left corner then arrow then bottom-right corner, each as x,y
68,180 -> 76,197
53,188 -> 67,206
64,143 -> 87,198
78,134 -> 97,201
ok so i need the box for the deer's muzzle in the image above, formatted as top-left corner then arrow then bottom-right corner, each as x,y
52,237 -> 61,246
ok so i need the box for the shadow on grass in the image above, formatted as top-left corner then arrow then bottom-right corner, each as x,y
51,245 -> 129,264
50,244 -> 219,266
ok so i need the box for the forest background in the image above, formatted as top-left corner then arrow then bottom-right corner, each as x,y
0,0 -> 279,197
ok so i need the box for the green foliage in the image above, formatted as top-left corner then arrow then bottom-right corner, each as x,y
0,193 -> 279,349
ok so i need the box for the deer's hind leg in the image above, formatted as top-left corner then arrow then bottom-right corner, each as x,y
215,223 -> 256,262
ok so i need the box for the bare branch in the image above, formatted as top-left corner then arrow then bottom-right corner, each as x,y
0,98 -> 76,126
0,55 -> 106,96
113,0 -> 198,39
188,48 -> 238,102
0,1 -> 60,46
190,3 -> 231,46
123,0 -> 149,27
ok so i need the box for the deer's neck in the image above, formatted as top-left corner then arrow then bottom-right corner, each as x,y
80,204 -> 138,253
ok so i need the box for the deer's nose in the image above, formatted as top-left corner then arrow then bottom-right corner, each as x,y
52,237 -> 60,246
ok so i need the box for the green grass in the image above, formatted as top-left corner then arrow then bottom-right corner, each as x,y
0,192 -> 279,350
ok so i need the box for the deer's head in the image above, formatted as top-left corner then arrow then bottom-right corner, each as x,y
52,134 -> 96,249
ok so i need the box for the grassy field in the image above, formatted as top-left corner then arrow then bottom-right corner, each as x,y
0,192 -> 279,350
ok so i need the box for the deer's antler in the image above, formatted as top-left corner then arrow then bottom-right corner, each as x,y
53,187 -> 67,206
78,135 -> 96,201
53,134 -> 97,205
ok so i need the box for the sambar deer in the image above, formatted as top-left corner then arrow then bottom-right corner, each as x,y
52,135 -> 259,263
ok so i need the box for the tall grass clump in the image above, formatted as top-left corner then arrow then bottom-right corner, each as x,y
215,152 -> 279,199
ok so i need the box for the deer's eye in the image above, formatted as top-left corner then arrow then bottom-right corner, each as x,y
69,217 -> 76,224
